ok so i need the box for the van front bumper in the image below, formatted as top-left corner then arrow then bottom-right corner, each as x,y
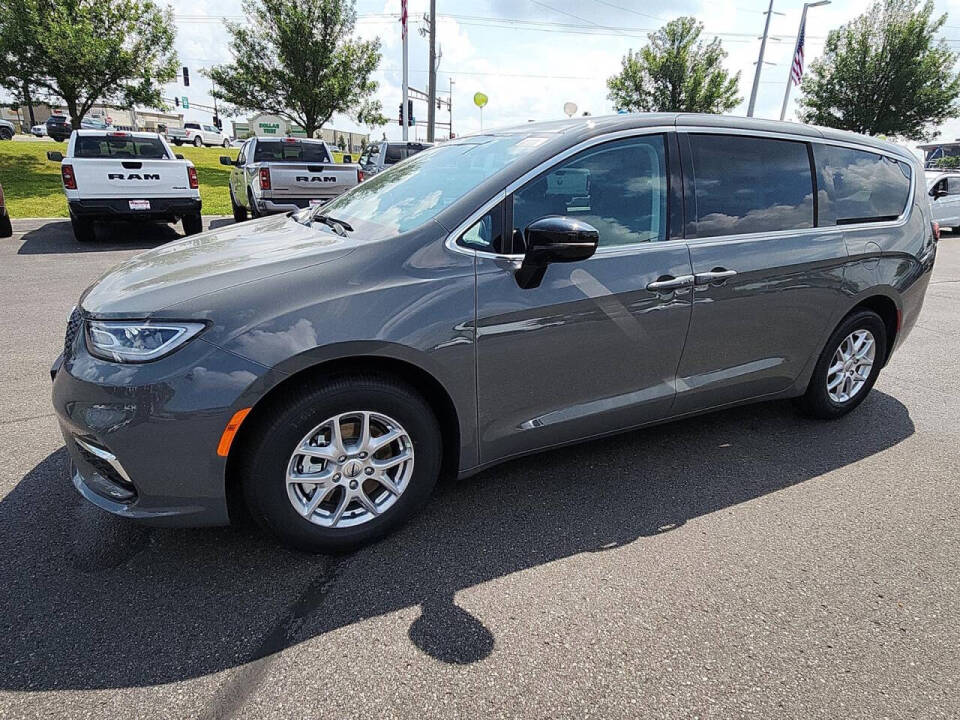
51,332 -> 272,527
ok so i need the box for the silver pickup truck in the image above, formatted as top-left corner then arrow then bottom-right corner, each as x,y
222,137 -> 361,221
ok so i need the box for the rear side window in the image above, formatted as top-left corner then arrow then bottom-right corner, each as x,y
687,134 -> 814,237
253,141 -> 331,163
74,136 -> 169,159
384,143 -> 428,164
813,145 -> 911,225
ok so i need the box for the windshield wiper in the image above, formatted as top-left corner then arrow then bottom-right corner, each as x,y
313,213 -> 353,235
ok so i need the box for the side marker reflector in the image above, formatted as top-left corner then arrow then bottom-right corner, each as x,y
217,408 -> 251,457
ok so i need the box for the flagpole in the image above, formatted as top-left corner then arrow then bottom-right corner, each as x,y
401,0 -> 409,141
780,1 -> 830,121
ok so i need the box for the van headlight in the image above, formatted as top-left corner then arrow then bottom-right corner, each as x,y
86,321 -> 206,362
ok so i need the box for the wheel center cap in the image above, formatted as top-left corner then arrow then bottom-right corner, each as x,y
343,460 -> 364,479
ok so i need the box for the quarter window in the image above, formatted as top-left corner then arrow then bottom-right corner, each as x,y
512,135 -> 668,249
687,134 -> 815,237
813,144 -> 911,225
458,204 -> 504,253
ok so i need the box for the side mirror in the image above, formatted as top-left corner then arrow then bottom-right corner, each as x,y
220,156 -> 234,166
47,151 -> 63,162
175,153 -> 184,160
515,216 -> 599,289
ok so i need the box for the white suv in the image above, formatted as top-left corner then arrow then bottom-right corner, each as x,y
172,122 -> 228,148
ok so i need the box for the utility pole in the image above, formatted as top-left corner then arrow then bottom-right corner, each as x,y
747,0 -> 776,117
401,0 -> 409,141
427,0 -> 437,142
449,77 -> 454,139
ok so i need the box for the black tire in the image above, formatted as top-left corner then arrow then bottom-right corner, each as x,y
247,189 -> 261,218
0,212 -> 11,237
795,309 -> 887,420
173,139 -> 182,146
240,375 -> 442,553
223,139 -> 230,148
193,135 -> 203,147
230,188 -> 248,223
182,212 -> 203,235
0,128 -> 12,140
70,214 -> 95,243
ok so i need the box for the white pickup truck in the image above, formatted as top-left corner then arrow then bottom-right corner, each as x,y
167,121 -> 229,148
48,130 -> 202,242
221,137 -> 361,221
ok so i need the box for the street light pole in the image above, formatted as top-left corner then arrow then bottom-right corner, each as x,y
747,0 -> 776,117
779,0 -> 830,121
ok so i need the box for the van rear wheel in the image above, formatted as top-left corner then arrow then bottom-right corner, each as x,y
239,375 -> 442,553
796,309 -> 887,419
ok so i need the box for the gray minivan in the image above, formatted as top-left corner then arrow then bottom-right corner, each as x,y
52,114 -> 936,552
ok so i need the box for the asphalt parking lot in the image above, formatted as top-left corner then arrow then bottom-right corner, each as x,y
1,218 -> 958,719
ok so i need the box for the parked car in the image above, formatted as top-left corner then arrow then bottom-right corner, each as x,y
46,115 -> 72,142
168,121 -> 229,147
51,114 -> 936,552
31,124 -> 47,137
0,182 -> 11,237
80,117 -> 112,131
359,140 -> 432,176
222,136 -> 361,221
926,169 -> 960,231
0,118 -> 15,140
47,129 -> 202,242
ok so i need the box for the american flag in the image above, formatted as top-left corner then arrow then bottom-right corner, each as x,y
400,0 -> 408,39
790,17 -> 806,85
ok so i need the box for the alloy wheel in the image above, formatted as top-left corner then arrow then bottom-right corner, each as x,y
285,411 -> 414,528
826,329 -> 876,403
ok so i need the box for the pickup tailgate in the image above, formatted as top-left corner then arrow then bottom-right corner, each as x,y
262,163 -> 358,199
69,158 -> 194,198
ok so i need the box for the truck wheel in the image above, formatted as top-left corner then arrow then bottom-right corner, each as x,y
0,128 -> 12,140
248,189 -> 261,218
173,139 -> 182,146
70,214 -> 95,243
193,136 -> 203,147
182,212 -> 203,235
0,212 -> 12,237
222,139 -> 230,148
230,188 -> 248,223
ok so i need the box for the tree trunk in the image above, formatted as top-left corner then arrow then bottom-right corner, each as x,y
22,81 -> 36,127
65,97 -> 81,127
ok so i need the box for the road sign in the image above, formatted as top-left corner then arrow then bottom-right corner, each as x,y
181,96 -> 189,109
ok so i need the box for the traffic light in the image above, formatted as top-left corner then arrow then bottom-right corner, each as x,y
397,99 -> 415,126
213,115 -> 221,129
182,67 -> 190,87
174,97 -> 179,107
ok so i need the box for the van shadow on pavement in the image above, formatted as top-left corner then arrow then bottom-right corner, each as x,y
0,391 -> 913,690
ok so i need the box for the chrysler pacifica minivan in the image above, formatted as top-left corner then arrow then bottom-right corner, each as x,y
52,114 -> 936,551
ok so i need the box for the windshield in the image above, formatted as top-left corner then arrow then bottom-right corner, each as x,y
316,134 -> 550,235
75,136 -> 170,159
254,140 -> 331,163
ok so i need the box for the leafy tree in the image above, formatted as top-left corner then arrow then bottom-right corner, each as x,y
207,0 -> 386,138
0,0 -> 178,126
799,0 -> 960,141
606,17 -> 740,114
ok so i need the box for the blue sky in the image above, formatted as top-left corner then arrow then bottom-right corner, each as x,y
170,0 -> 960,144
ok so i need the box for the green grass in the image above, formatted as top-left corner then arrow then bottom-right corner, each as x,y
0,141 -> 239,218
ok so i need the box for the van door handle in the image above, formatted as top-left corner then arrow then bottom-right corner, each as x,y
694,268 -> 738,285
646,274 -> 695,292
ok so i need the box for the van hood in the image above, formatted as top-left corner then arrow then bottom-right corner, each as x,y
81,215 -> 354,316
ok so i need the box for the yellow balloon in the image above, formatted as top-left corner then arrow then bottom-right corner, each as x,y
473,92 -> 488,108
